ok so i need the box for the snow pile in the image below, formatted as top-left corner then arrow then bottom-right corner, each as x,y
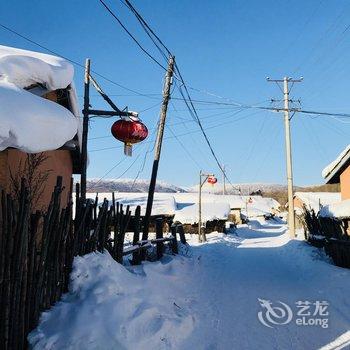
174,201 -> 230,224
322,145 -> 350,179
0,45 -> 79,153
294,192 -> 341,213
0,45 -> 73,90
29,251 -> 195,350
319,199 -> 350,218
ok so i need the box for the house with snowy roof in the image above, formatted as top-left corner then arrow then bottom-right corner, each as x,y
322,145 -> 350,200
293,192 -> 341,214
0,45 -> 82,210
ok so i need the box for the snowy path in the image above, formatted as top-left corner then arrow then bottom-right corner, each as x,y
29,220 -> 350,350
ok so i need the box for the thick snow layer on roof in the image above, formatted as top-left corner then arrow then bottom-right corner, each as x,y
0,45 -> 81,153
0,45 -> 73,90
319,199 -> 350,218
86,192 -> 177,216
0,82 -> 78,152
241,196 -> 281,217
174,201 -> 230,224
294,192 -> 341,212
322,145 -> 350,179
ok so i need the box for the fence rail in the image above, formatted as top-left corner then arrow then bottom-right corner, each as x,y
0,177 -> 186,349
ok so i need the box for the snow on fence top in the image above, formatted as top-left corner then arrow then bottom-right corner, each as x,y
322,145 -> 350,180
0,45 -> 79,153
294,192 -> 341,213
85,192 -> 177,216
319,199 -> 350,219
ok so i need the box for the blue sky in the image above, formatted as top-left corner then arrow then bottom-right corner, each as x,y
1,0 -> 350,187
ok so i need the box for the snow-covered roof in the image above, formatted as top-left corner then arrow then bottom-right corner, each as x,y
319,199 -> 350,219
174,201 -> 230,224
294,192 -> 341,212
0,45 -> 81,153
322,145 -> 350,184
81,192 -> 280,221
0,82 -> 78,153
0,45 -> 73,90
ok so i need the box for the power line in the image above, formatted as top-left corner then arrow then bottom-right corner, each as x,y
88,107 -> 248,140
174,68 -> 240,192
87,149 -> 142,191
0,22 -> 158,99
89,109 -> 257,152
114,0 -> 238,181
98,0 -> 167,71
129,129 -> 157,190
167,125 -> 202,169
3,20 -> 349,121
120,0 -> 169,62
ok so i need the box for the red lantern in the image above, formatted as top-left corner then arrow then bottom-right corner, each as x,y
207,176 -> 217,185
111,118 -> 148,156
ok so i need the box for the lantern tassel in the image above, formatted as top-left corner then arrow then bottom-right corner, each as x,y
124,143 -> 132,156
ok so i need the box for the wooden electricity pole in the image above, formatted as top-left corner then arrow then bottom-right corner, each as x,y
81,58 -> 91,201
80,59 -> 138,201
267,76 -> 303,238
142,56 -> 175,239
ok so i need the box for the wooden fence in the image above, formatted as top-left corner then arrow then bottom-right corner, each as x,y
0,177 -> 186,349
302,207 -> 350,268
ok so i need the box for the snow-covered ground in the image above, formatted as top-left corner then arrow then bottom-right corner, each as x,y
29,219 -> 350,350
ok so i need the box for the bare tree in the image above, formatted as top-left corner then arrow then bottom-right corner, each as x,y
10,153 -> 52,211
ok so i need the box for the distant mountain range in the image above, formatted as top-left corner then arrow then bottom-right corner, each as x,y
86,178 -> 292,194
86,178 -> 187,193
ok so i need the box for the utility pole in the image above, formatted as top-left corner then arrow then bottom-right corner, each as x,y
198,171 -> 214,243
222,164 -> 226,195
80,59 -> 138,201
267,76 -> 303,238
81,58 -> 91,201
143,56 -> 175,240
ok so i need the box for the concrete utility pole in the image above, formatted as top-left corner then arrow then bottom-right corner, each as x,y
143,56 -> 175,240
198,171 -> 214,243
267,77 -> 303,238
81,58 -> 91,201
222,164 -> 226,196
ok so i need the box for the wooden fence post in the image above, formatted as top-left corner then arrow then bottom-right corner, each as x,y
132,206 -> 141,265
170,223 -> 178,254
156,218 -> 164,259
177,224 -> 187,244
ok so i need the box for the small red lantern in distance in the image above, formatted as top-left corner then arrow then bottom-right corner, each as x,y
207,176 -> 218,185
111,118 -> 148,156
